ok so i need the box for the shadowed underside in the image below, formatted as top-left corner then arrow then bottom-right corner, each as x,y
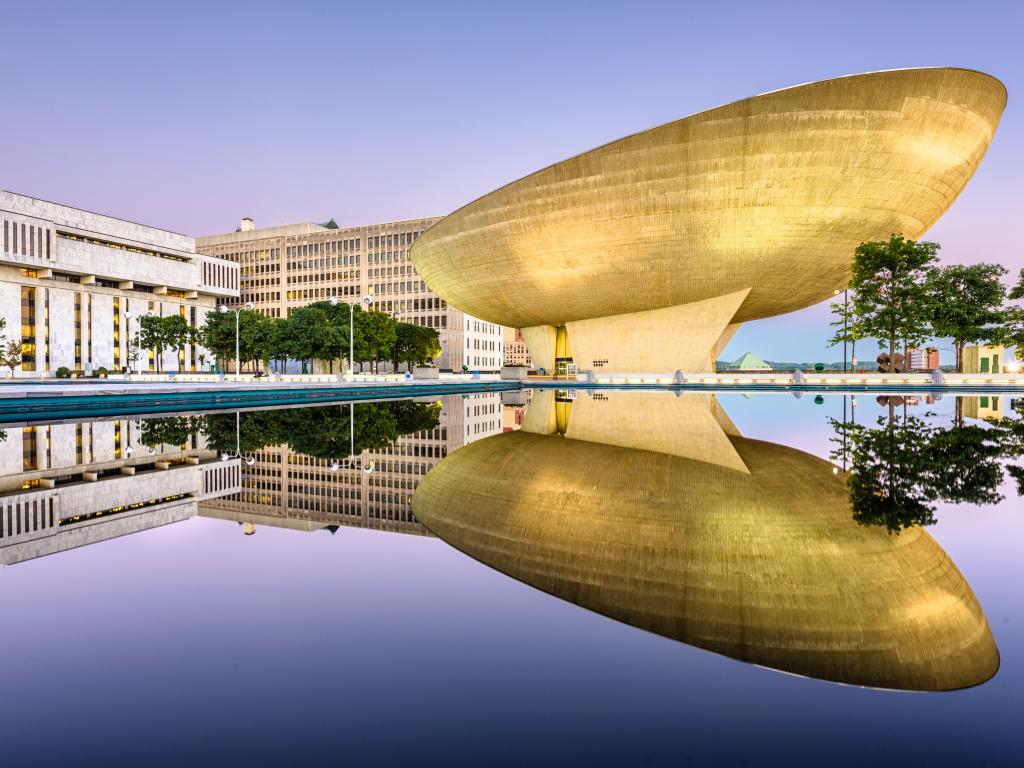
410,392 -> 999,690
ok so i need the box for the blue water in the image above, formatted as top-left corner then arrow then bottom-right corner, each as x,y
1,392 -> 1021,766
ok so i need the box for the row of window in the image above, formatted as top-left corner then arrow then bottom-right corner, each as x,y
57,230 -> 189,263
202,259 -> 238,291
3,218 -> 50,259
0,496 -> 55,539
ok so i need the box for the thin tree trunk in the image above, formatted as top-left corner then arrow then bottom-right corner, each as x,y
889,334 -> 897,373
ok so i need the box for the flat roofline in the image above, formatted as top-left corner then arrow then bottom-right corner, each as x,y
1,188 -> 195,240
197,215 -> 445,244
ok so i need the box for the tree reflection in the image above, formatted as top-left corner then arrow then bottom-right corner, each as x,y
830,399 -> 1007,533
140,401 -> 442,460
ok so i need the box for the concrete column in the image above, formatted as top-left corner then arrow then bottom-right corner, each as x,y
564,289 -> 750,374
521,325 -> 557,372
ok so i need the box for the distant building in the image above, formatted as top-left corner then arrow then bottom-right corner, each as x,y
963,395 -> 1004,420
963,345 -> 1004,374
199,393 -> 505,535
503,327 -> 532,367
729,352 -> 770,371
197,217 -> 503,372
907,347 -> 940,371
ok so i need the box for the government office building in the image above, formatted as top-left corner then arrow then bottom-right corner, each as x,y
1,190 -> 239,376
199,392 -> 506,537
196,217 -> 503,372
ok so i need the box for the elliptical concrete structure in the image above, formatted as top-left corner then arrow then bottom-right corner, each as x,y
411,68 -> 1006,374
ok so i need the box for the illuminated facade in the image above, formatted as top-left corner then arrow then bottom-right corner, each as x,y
1,190 -> 239,376
197,218 -> 503,372
411,390 -> 999,691
411,68 -> 1007,374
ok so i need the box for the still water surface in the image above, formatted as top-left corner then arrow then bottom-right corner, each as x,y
1,390 -> 1021,765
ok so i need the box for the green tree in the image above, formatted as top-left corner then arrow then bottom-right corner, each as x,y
925,263 -> 1007,372
1001,269 -> 1024,362
356,311 -> 397,373
1,337 -> 22,377
161,314 -> 193,371
850,235 -> 939,372
198,309 -> 236,369
284,305 -> 324,371
392,322 -> 440,371
307,300 -> 351,372
830,407 -> 1005,534
140,415 -> 204,447
827,293 -> 866,371
198,401 -> 440,458
137,314 -> 166,371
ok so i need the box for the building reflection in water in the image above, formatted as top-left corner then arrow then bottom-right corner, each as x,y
411,390 -> 1000,691
0,418 -> 240,566
199,393 -> 505,536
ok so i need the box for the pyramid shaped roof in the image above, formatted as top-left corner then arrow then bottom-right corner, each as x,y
730,352 -> 770,370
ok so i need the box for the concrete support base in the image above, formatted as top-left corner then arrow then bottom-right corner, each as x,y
521,289 -> 749,375
521,325 -> 557,372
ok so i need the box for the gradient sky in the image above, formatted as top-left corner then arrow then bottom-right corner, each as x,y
5,0 -> 1022,363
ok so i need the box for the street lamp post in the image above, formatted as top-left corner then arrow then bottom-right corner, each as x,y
220,411 -> 256,466
834,288 -> 849,374
218,302 -> 254,377
123,309 -> 155,376
843,289 -> 849,373
330,294 -> 372,375
328,402 -> 375,475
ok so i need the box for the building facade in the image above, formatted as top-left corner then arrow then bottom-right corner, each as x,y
196,217 -> 503,372
503,327 -> 532,367
199,393 -> 506,535
907,347 -> 941,371
1,190 -> 239,376
0,417 -> 240,565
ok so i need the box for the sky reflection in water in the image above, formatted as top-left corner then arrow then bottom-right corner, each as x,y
1,390 -> 1021,766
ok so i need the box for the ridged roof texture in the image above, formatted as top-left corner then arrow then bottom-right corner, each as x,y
411,394 -> 998,690
411,68 -> 1006,328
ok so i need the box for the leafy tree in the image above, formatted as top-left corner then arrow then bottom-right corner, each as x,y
850,235 -> 939,372
140,415 -> 204,447
827,293 -> 866,371
137,314 -> 166,371
162,314 -> 194,371
198,309 -> 236,367
356,311 -> 397,373
831,407 -> 1005,534
0,338 -> 22,377
283,305 -> 325,371
198,308 -> 266,372
1000,269 -> 1024,362
926,263 -> 1007,372
199,401 -> 440,458
392,323 -> 441,371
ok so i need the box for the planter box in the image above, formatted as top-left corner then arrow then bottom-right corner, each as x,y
501,366 -> 530,381
413,367 -> 440,380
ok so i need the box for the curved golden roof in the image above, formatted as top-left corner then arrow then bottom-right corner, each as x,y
411,68 -> 1006,328
411,395 -> 998,690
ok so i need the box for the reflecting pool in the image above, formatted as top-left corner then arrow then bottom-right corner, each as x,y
2,390 -> 1022,765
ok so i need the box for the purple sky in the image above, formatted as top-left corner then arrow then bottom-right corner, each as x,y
5,0 -> 1022,362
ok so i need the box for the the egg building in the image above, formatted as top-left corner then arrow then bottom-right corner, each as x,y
410,391 -> 999,690
410,68 -> 1006,374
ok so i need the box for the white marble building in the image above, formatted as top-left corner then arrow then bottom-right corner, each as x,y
1,190 -> 239,376
0,418 -> 241,565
